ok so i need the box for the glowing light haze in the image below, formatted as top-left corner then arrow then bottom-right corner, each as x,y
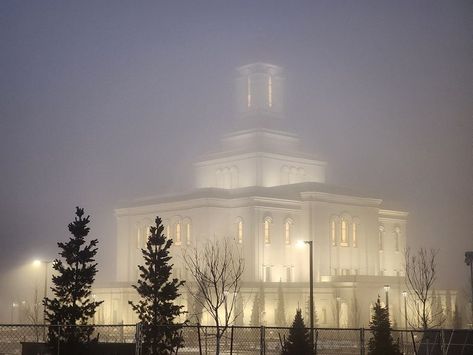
0,1 -> 472,320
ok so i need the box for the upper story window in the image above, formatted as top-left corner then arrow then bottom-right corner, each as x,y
284,219 -> 293,245
166,224 -> 171,239
175,223 -> 182,246
330,219 -> 337,246
185,223 -> 191,245
394,226 -> 400,252
352,223 -> 358,247
340,218 -> 348,246
378,226 -> 384,251
264,217 -> 272,245
236,218 -> 243,244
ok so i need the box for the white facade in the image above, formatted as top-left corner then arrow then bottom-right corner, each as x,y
95,63 -> 456,328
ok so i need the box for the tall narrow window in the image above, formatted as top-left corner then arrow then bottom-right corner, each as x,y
166,224 -> 171,238
394,227 -> 400,252
378,226 -> 384,251
352,223 -> 358,247
237,220 -> 243,244
247,76 -> 251,108
175,223 -> 181,245
340,219 -> 348,246
264,218 -> 271,245
331,220 -> 336,246
268,75 -> 272,108
284,219 -> 293,245
186,223 -> 191,245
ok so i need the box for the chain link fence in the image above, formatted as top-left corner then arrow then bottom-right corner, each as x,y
0,324 -> 471,355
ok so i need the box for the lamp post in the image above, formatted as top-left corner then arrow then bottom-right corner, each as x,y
465,252 -> 473,328
402,291 -> 408,329
336,296 -> 341,328
297,240 -> 314,352
33,260 -> 52,325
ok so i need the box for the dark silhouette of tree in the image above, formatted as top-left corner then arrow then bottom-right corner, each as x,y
281,309 -> 312,355
405,248 -> 445,329
43,207 -> 103,355
130,216 -> 185,355
183,238 -> 244,355
275,281 -> 286,326
368,297 -> 401,355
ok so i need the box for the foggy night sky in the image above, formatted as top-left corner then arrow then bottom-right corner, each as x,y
0,1 -> 472,316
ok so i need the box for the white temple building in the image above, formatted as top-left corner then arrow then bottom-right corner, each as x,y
94,63 -> 455,328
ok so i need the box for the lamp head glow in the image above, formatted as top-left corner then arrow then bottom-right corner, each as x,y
32,260 -> 41,267
384,285 -> 390,292
295,240 -> 305,248
402,291 -> 407,297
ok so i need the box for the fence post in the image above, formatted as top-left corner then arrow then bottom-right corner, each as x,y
197,323 -> 202,355
360,328 -> 365,355
260,326 -> 265,355
230,326 -> 234,355
135,323 -> 141,355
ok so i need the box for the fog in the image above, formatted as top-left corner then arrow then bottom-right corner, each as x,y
0,1 -> 472,321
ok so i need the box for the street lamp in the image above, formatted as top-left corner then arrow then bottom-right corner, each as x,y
33,259 -> 52,325
402,291 -> 408,329
336,296 -> 341,328
465,251 -> 473,328
297,240 -> 314,352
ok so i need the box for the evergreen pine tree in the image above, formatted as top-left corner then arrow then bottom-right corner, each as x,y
275,281 -> 286,326
43,207 -> 103,355
129,216 -> 185,355
281,309 -> 312,355
368,297 -> 401,355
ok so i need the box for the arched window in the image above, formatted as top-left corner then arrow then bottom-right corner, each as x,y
264,217 -> 272,245
185,222 -> 191,245
175,223 -> 181,245
166,224 -> 171,239
284,219 -> 293,245
378,225 -> 384,251
352,223 -> 358,247
340,218 -> 348,246
394,226 -> 400,252
330,219 -> 337,246
236,218 -> 243,244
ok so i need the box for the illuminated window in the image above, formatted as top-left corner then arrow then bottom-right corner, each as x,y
378,226 -> 384,251
264,217 -> 272,245
352,223 -> 358,247
136,228 -> 141,249
284,219 -> 293,245
186,223 -> 191,245
268,75 -> 272,108
394,227 -> 400,252
247,76 -> 251,108
175,223 -> 181,245
166,224 -> 171,238
237,219 -> 243,244
331,220 -> 336,246
340,219 -> 348,246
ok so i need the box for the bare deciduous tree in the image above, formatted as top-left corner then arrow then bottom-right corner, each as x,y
405,247 -> 445,329
183,238 -> 244,355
